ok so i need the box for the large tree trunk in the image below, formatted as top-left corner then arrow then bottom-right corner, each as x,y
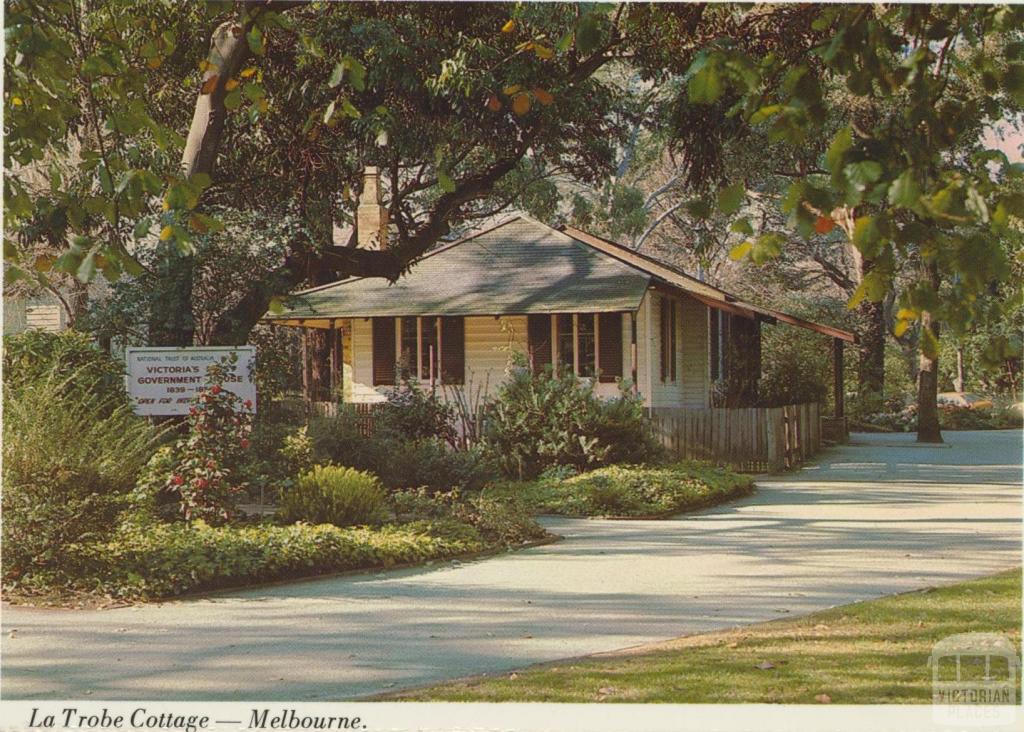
916,260 -> 943,443
857,297 -> 886,412
148,251 -> 195,346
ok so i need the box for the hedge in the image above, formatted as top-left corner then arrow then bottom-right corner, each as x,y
493,462 -> 755,518
62,520 -> 487,600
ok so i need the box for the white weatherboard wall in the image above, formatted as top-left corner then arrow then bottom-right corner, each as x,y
635,290 -> 710,410
347,315 -> 528,403
345,305 -> 701,406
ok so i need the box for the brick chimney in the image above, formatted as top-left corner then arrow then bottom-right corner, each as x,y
356,166 -> 389,250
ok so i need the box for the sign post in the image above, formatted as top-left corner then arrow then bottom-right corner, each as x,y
124,346 -> 257,416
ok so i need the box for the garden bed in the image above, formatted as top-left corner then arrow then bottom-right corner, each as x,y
7,512 -> 551,606
487,462 -> 755,518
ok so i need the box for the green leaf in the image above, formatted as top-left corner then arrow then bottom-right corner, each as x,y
344,56 -> 366,92
847,269 -> 888,309
825,127 -> 853,174
852,215 -> 882,259
729,217 -> 753,236
844,160 -> 883,189
717,183 -> 745,215
341,98 -> 361,119
224,89 -> 242,111
329,62 -> 345,88
76,249 -> 97,283
438,170 -> 455,193
749,232 -> 784,264
729,241 -> 752,260
246,26 -> 264,56
323,100 -> 336,124
268,296 -> 285,315
688,64 -> 723,104
749,104 -> 782,125
133,217 -> 152,239
576,12 -> 601,55
887,170 -> 921,208
98,165 -> 114,196
242,82 -> 265,101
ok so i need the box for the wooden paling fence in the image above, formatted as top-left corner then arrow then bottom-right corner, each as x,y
647,402 -> 821,472
310,401 -> 382,436
307,398 -> 821,472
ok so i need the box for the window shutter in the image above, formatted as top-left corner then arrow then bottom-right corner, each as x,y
670,301 -> 677,380
372,317 -> 396,386
527,314 -> 552,375
598,312 -> 623,382
440,316 -> 465,385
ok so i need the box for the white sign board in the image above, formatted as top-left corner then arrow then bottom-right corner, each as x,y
125,346 -> 257,416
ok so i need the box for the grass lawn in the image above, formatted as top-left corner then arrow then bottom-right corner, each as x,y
486,462 -> 755,518
387,569 -> 1022,703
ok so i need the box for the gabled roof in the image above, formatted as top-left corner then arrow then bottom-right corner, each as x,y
263,215 -> 856,343
559,224 -> 856,343
265,217 -> 652,321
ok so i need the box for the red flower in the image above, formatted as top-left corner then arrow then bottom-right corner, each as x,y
244,399 -> 253,409
194,478 -> 208,489
240,438 -> 250,449
211,385 -> 222,395
206,460 -> 217,470
170,474 -> 184,486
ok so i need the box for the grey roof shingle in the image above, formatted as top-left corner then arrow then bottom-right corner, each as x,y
266,217 -> 652,320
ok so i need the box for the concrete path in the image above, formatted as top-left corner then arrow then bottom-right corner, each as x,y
3,430 -> 1021,700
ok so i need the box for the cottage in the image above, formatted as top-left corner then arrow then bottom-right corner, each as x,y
262,174 -> 855,416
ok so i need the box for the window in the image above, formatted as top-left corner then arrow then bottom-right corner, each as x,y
371,317 -> 396,386
539,313 -> 623,379
597,312 -> 623,382
386,316 -> 463,385
577,314 -> 596,377
527,314 -> 552,374
399,316 -> 418,378
420,316 -> 438,381
660,297 -> 677,382
556,314 -> 574,374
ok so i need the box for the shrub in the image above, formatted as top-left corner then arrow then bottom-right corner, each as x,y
279,425 -> 315,475
130,445 -> 183,523
166,357 -> 254,524
583,475 -> 645,515
307,408 -> 384,471
2,330 -> 126,404
278,465 -> 387,527
309,411 -> 495,492
757,327 -> 829,408
2,365 -> 160,585
493,462 -> 754,517
379,379 -> 456,445
388,488 -> 546,546
484,359 -> 659,478
69,520 -> 487,599
451,496 -> 548,546
376,439 -> 494,493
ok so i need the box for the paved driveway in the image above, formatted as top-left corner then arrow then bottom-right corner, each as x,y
2,430 -> 1021,700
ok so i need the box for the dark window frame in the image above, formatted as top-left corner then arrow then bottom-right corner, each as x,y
660,297 -> 677,382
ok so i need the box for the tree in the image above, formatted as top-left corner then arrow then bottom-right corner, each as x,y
663,3 -> 1024,442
